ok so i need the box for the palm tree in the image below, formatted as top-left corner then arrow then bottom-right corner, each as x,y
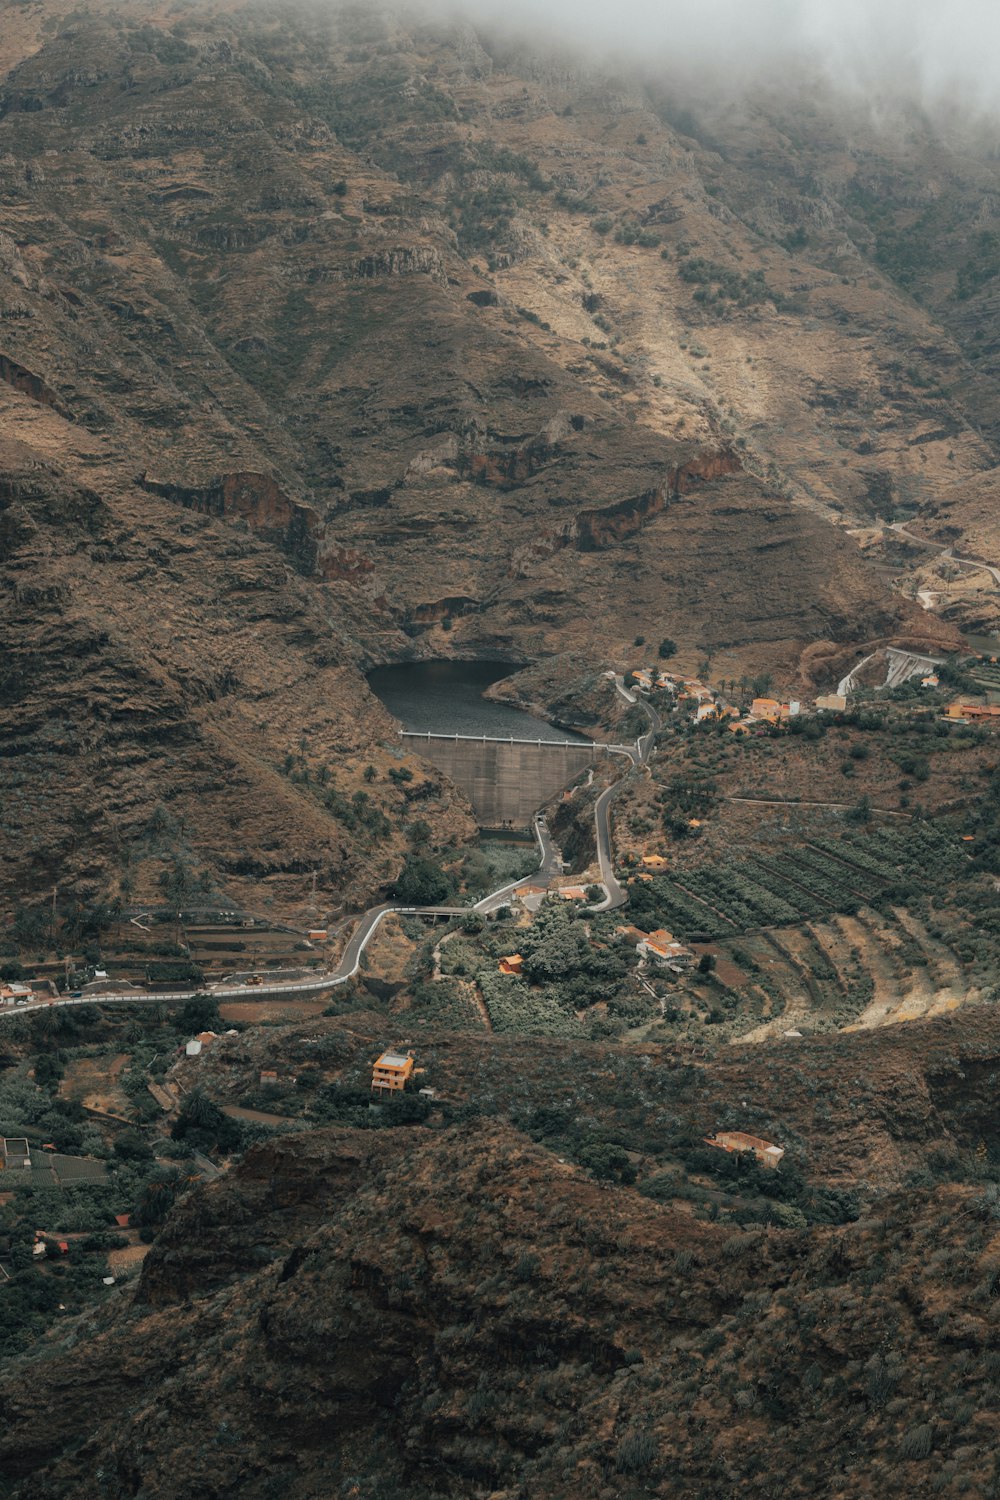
182,1089 -> 223,1131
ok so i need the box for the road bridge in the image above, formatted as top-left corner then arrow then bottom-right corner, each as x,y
402,731 -> 633,826
0,711 -> 661,1025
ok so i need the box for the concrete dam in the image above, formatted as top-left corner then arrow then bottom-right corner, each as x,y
402,732 -> 618,826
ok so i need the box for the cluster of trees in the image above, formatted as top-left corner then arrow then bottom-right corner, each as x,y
393,856 -> 453,905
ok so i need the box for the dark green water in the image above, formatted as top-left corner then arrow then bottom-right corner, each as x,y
367,659 -> 582,741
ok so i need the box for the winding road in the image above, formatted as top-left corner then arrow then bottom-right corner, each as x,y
889,521 -> 1000,588
591,700 -> 661,911
2,708 -> 658,1022
1,801 -> 620,1018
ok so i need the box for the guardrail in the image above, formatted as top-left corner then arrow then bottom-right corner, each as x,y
0,820 -> 561,1022
402,731 -> 601,748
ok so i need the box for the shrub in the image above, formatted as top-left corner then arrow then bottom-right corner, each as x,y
900,1423 -> 934,1461
513,1251 -> 540,1282
616,1430 -> 657,1474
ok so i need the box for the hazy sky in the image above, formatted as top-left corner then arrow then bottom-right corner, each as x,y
444,0 -> 1000,110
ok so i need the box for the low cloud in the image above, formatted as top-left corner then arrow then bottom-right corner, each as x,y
437,0 -> 1000,113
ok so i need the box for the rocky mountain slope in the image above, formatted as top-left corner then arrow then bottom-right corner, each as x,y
2,0 -> 998,918
3,1007 -> 1000,1498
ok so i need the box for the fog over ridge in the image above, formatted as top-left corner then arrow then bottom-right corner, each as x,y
434,0 -> 1000,110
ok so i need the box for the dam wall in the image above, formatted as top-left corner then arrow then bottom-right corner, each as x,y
403,733 -> 602,825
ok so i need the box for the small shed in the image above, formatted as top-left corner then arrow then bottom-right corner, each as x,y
2,1138 -> 31,1170
184,1039 -> 202,1058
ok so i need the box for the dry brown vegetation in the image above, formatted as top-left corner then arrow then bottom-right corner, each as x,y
5,1006 -> 1000,1497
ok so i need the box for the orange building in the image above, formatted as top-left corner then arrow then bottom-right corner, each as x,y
498,954 -> 524,976
704,1131 -> 784,1169
371,1050 -> 415,1097
946,703 -> 1000,722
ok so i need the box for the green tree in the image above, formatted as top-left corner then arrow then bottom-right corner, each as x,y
134,1165 -> 182,1226
394,858 -> 451,905
577,1142 -> 637,1185
114,1129 -> 153,1163
178,994 -> 220,1033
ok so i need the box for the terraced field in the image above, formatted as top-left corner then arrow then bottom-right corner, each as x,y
631,823 -> 967,939
714,904 -> 981,1040
629,823 -> 988,1039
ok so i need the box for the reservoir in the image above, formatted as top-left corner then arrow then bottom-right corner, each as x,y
367,659 -> 584,742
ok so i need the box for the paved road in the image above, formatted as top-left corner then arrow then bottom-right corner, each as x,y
590,702 -> 661,911
192,1149 -> 221,1181
2,721 -> 660,1021
0,832 -> 555,1022
889,522 -> 1000,588
474,816 -> 561,914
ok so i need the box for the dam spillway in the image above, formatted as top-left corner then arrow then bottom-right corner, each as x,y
401,732 -> 606,826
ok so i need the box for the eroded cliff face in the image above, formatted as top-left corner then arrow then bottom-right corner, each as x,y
3,1005 -> 1000,1500
0,0 -> 987,913
140,470 -> 324,573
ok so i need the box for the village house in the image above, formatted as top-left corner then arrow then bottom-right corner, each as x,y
636,929 -> 695,969
498,954 -> 524,976
749,697 -> 800,723
0,983 -> 34,1005
641,854 -> 669,871
371,1049 -> 415,1097
705,1130 -> 785,1169
815,693 -> 847,712
555,886 -> 589,901
946,703 -> 1000,722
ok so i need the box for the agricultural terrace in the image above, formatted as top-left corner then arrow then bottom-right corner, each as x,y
616,702 -> 994,867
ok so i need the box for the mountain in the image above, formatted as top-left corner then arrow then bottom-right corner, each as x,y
0,0 -> 994,918
2,1009 -> 1000,1498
